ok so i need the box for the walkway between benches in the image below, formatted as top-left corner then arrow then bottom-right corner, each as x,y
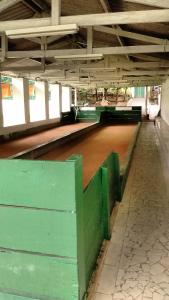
94,121 -> 169,300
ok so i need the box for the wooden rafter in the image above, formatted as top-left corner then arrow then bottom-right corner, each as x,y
0,10 -> 169,31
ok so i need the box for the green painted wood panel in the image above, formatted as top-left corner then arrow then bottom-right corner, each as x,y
0,292 -> 38,300
0,159 -> 76,210
101,167 -> 111,240
68,155 -> 86,300
0,251 -> 78,300
0,157 -> 83,300
103,153 -> 121,206
83,170 -> 104,284
76,106 -> 141,123
0,207 -> 77,258
85,228 -> 103,282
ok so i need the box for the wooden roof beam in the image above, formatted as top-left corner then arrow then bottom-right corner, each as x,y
1,10 -> 169,31
3,61 -> 169,72
130,54 -> 169,62
3,44 -> 169,59
98,0 -> 130,61
124,0 -> 169,9
94,25 -> 169,45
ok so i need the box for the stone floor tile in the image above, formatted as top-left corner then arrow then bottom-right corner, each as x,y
94,292 -> 113,300
96,265 -> 117,294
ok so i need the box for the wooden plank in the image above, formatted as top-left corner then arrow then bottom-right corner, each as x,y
94,25 -> 168,45
103,153 -> 121,203
5,44 -> 169,59
83,170 -> 104,284
85,227 -> 103,283
68,155 -> 86,300
0,207 -> 77,257
0,293 -> 38,300
61,10 -> 169,26
101,167 -> 111,240
0,251 -> 78,300
87,27 -> 93,54
51,0 -> 61,25
0,9 -> 169,31
0,159 -> 78,210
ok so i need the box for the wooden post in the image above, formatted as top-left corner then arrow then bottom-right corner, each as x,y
51,0 -> 61,25
58,84 -> 62,116
74,88 -> 78,106
23,78 -> 30,125
45,81 -> 49,121
101,167 -> 111,240
1,34 -> 8,62
95,88 -> 98,102
87,27 -> 93,54
145,86 -> 148,116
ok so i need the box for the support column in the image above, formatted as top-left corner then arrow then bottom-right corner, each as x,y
74,88 -> 78,106
87,27 -> 93,54
45,81 -> 49,121
23,78 -> 30,125
0,74 -> 4,129
59,84 -> 62,117
69,87 -> 72,107
1,33 -> 8,62
145,86 -> 148,116
51,0 -> 61,25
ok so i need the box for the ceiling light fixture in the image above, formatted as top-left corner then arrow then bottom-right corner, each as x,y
54,54 -> 103,61
6,24 -> 79,39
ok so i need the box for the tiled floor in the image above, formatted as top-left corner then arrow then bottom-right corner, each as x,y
94,121 -> 169,300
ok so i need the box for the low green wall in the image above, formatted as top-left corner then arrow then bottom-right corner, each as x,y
0,157 -> 85,300
76,106 -> 142,124
0,153 -> 121,300
76,110 -> 100,122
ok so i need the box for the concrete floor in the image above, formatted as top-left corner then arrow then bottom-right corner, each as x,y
94,121 -> 169,300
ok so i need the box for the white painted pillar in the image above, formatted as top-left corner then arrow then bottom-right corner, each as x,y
145,86 -> 148,116
69,87 -> 72,106
59,84 -> 62,116
23,78 -> 30,124
0,75 -> 4,129
74,88 -> 78,106
44,81 -> 49,121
